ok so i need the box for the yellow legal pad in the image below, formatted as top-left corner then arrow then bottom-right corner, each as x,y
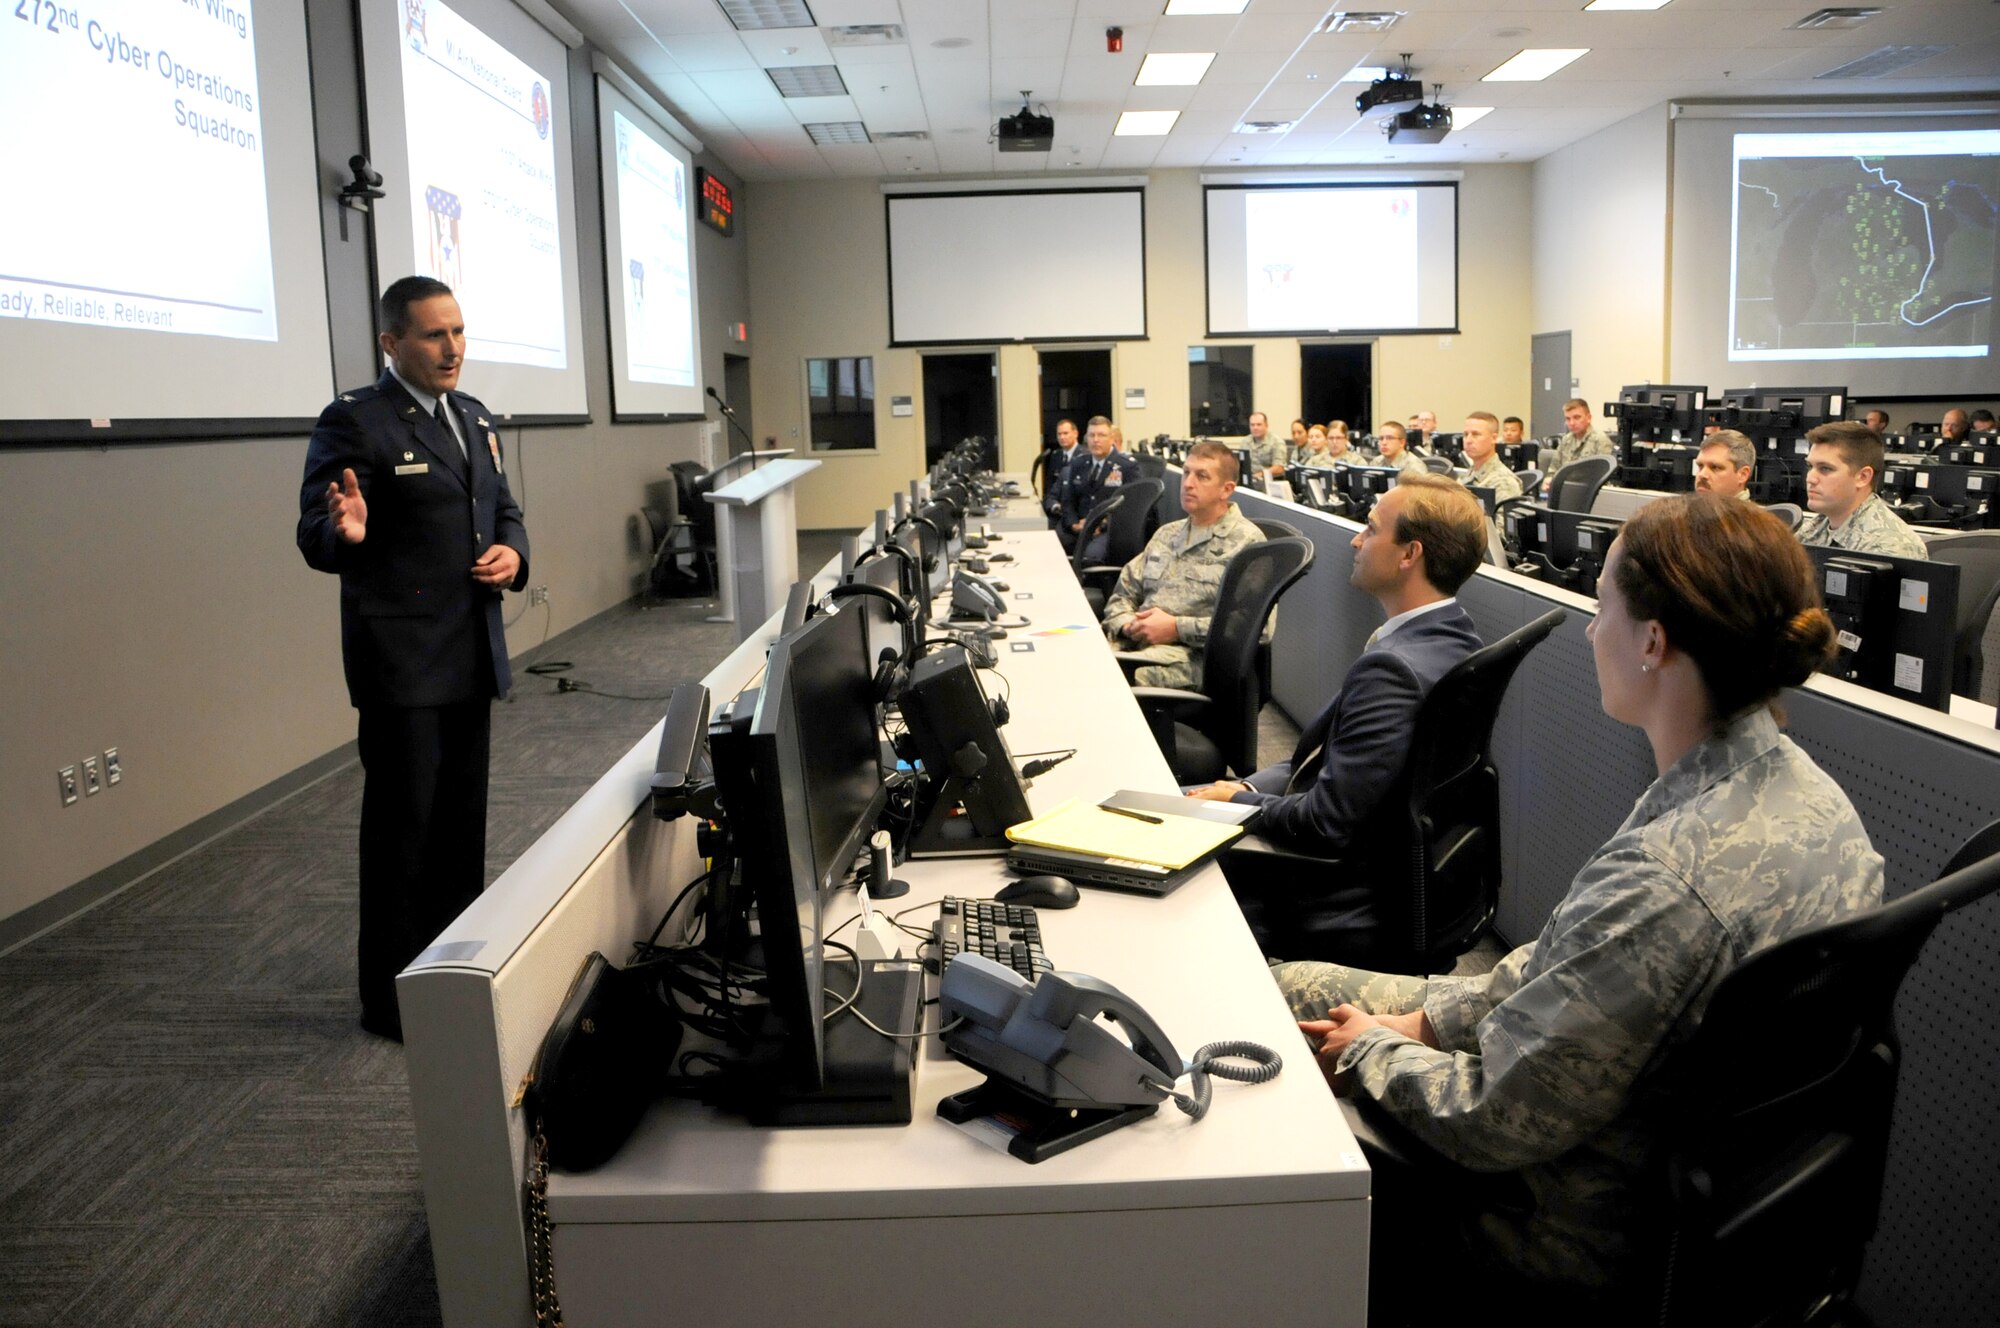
1005,798 -> 1242,871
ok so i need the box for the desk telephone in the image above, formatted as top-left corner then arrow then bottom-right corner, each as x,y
938,953 -> 1281,1162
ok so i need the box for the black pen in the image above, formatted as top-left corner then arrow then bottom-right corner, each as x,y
1097,802 -> 1162,824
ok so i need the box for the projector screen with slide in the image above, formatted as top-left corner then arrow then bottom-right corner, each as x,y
0,0 -> 333,440
1672,112 -> 2000,400
1205,183 -> 1459,337
595,76 -> 705,419
359,0 -> 589,420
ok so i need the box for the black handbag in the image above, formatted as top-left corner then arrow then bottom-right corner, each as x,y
520,952 -> 680,1327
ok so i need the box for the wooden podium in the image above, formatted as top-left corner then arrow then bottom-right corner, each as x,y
703,452 -> 820,641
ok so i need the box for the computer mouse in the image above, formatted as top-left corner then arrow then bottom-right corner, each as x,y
995,875 -> 1081,909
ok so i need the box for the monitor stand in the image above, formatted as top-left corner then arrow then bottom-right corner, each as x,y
907,775 -> 1010,857
753,958 -> 923,1126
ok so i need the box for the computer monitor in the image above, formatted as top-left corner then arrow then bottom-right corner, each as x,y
1286,466 -> 1342,515
1803,546 -> 1960,711
706,601 -> 893,1094
898,644 -> 1032,857
1608,384 -> 1708,444
1339,464 -> 1404,518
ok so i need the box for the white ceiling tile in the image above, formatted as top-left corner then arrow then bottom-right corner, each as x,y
739,29 -> 834,64
654,32 -> 761,72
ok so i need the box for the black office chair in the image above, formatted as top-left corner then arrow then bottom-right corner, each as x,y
1924,532 -> 2000,699
1547,454 -> 1617,513
662,462 -> 720,596
1251,517 -> 1302,540
1629,821 -> 2000,1327
1222,608 -> 1566,974
1075,479 -> 1164,614
1133,452 -> 1169,483
1125,537 -> 1314,784
1068,490 -> 1127,586
640,476 -> 707,601
1764,501 -> 1805,531
1422,455 -> 1454,475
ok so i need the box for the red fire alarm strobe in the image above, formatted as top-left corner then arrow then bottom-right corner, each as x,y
1106,26 -> 1122,53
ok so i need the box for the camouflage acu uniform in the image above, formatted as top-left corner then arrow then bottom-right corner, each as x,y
1248,436 -> 1289,475
1275,706 -> 1884,1289
1795,492 -> 1929,560
1461,455 -> 1524,502
1292,447 -> 1339,470
1540,427 -> 1613,487
1378,450 -> 1430,478
1101,503 -> 1268,688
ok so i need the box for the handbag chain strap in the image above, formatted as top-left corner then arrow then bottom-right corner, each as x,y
526,1130 -> 566,1328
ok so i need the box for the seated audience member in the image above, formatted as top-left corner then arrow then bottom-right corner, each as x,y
1941,408 -> 1971,442
1796,421 -> 1928,559
1247,411 -> 1287,478
1100,441 -> 1266,687
1190,473 -> 1485,957
1062,415 -> 1140,556
1459,412 -> 1524,501
1293,424 -> 1338,469
1973,409 -> 1997,433
1372,421 -> 1428,476
1288,418 -> 1309,462
1326,422 -> 1354,461
1501,416 -> 1526,445
1540,398 -> 1614,496
1863,407 -> 1891,434
1693,429 -> 1755,500
1040,417 -> 1085,529
1407,410 -> 1438,450
1280,494 -> 1882,1309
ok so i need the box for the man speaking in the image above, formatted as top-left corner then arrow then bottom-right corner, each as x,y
297,277 -> 530,1041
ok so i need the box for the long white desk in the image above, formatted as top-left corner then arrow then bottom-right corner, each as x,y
403,486 -> 1369,1328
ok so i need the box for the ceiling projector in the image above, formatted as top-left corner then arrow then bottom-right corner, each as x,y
1386,103 -> 1453,145
997,104 -> 1054,153
1353,74 -> 1424,120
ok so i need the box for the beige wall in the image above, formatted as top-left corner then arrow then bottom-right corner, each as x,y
1531,105 -> 1673,416
751,166 -> 1535,532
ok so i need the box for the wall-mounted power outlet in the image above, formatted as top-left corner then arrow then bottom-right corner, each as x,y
81,756 -> 102,796
58,765 -> 79,807
529,585 -> 549,606
103,748 -> 121,785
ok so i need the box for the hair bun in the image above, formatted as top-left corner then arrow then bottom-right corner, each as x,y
1772,606 -> 1838,688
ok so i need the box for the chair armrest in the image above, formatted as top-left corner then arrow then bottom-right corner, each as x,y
1128,686 -> 1210,708
1082,564 -> 1122,577
1225,831 -> 1333,869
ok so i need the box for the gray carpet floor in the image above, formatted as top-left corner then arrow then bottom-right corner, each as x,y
0,530 -> 1492,1326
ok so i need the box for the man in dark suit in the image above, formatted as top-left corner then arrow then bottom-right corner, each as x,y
297,276 -> 530,1041
1039,417 -> 1085,529
1062,414 -> 1140,557
1188,472 -> 1486,959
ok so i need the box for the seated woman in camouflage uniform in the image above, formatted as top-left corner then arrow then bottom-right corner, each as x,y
1278,494 -> 1885,1310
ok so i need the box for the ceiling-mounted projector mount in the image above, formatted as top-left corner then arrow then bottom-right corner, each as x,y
996,90 -> 1054,153
1385,82 -> 1453,145
1354,54 -> 1423,120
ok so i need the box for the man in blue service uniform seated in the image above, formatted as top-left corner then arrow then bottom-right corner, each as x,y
1038,416 -> 1084,530
1187,472 -> 1486,960
1795,420 -> 1928,559
296,276 -> 531,1042
1101,440 -> 1266,688
1062,414 -> 1140,557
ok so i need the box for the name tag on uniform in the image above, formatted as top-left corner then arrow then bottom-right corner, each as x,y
394,463 -> 430,476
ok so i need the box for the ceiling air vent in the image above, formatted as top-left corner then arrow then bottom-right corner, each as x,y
1316,11 -> 1405,35
1791,7 -> 1884,29
1816,44 -> 1952,78
828,24 -> 905,46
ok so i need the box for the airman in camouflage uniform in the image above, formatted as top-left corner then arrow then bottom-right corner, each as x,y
1795,492 -> 1929,560
1275,706 -> 1884,1290
1461,454 -> 1523,502
1247,412 -> 1288,477
1102,501 -> 1267,688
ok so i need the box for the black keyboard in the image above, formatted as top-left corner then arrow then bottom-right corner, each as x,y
932,897 -> 1052,981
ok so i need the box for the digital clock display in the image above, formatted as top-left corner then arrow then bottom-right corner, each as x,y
696,167 -> 734,237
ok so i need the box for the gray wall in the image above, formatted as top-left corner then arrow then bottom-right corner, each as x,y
0,7 -> 752,943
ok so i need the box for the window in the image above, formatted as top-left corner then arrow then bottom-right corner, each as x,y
806,355 -> 876,451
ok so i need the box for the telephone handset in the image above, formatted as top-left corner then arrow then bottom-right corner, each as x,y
949,570 -> 1006,624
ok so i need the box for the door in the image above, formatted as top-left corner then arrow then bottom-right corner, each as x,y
1299,342 -> 1373,433
921,352 -> 998,469
1037,349 -> 1114,447
1531,333 -> 1571,441
722,352 -> 753,457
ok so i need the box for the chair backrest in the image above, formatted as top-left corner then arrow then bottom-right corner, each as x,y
1639,829 -> 2000,1326
1924,532 -> 2000,698
1133,452 -> 1169,483
670,461 -> 716,543
1397,608 -> 1566,960
1069,491 -> 1127,578
1423,455 -> 1454,475
1100,478 -> 1165,567
1251,517 -> 1302,541
1190,538 -> 1315,777
1764,501 -> 1804,531
1548,454 -> 1616,512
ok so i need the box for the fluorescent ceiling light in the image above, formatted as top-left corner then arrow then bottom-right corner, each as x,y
1449,106 -> 1494,129
1482,49 -> 1589,81
804,121 -> 870,145
1163,0 -> 1249,13
1115,110 -> 1181,136
1136,52 -> 1216,86
717,0 -> 815,31
1339,65 -> 1389,83
767,64 -> 847,97
1584,0 -> 1670,10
